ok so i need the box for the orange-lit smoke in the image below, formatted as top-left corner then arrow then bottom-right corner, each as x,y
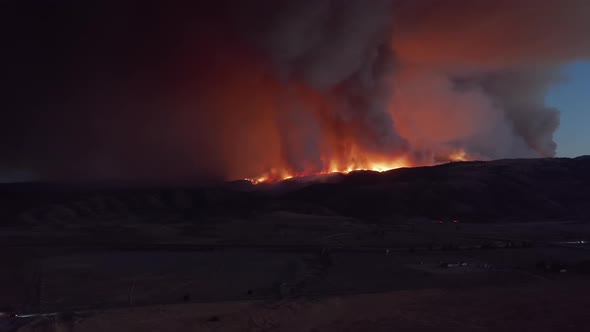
182,0 -> 589,183
8,0 -> 589,183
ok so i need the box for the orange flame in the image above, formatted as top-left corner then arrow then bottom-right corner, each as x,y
245,149 -> 471,184
245,156 -> 411,184
449,149 -> 468,162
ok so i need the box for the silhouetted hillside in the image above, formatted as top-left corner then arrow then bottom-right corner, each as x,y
285,157 -> 590,222
2,157 -> 590,225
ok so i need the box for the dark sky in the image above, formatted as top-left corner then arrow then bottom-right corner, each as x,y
5,1 -> 236,182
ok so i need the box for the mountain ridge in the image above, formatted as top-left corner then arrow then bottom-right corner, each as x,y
1,156 -> 589,225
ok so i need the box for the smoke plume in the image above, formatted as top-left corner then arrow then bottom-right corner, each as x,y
3,0 -> 590,183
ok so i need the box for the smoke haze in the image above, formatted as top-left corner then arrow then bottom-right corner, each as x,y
3,0 -> 590,183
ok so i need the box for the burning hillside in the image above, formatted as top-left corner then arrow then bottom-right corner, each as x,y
244,150 -> 472,184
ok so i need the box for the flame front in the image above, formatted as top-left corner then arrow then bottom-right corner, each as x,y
245,156 -> 412,184
245,148 -> 473,184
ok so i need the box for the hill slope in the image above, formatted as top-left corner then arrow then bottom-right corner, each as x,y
285,156 -> 590,222
1,156 -> 589,225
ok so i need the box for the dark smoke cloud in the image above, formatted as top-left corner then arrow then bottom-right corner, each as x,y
252,0 -> 407,172
3,0 -> 589,183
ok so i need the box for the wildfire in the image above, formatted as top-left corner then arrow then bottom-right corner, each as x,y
245,157 -> 411,184
449,149 -> 468,162
245,149 -> 471,184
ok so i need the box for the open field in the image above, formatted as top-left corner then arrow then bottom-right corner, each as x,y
2,215 -> 590,331
15,281 -> 590,332
1,158 -> 590,330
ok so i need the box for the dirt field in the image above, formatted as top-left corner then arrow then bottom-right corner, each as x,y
3,217 -> 590,331
18,281 -> 590,332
